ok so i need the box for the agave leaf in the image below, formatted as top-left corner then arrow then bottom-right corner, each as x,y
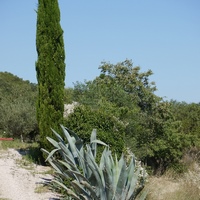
64,126 -> 82,143
79,194 -> 89,200
40,148 -> 49,155
76,147 -> 91,178
80,180 -> 98,199
100,147 -> 113,173
60,125 -> 78,159
126,167 -> 140,200
60,152 -> 79,172
138,189 -> 148,200
112,155 -> 119,196
122,157 -> 136,199
57,169 -> 77,180
86,151 -> 106,199
126,157 -> 136,175
58,160 -> 77,171
111,154 -> 127,198
46,137 -> 60,148
48,159 -> 63,174
103,164 -> 113,199
68,169 -> 91,183
90,129 -> 97,158
58,142 -> 76,165
55,165 -> 82,181
91,139 -> 108,147
83,148 -> 93,179
99,148 -> 107,171
115,157 -> 127,199
58,165 -> 89,184
105,148 -> 114,168
52,179 -> 80,200
45,148 -> 60,162
71,180 -> 91,199
58,171 -> 72,180
101,148 -> 114,199
58,141 -> 80,170
51,128 -> 65,143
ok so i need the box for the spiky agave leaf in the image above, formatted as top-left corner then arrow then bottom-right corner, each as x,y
52,179 -> 80,200
80,180 -> 99,199
61,126 -> 79,160
90,129 -> 97,158
46,136 -> 60,149
115,156 -> 128,199
45,148 -> 60,162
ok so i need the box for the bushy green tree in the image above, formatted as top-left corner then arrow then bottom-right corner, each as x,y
170,101 -> 200,146
73,59 -> 157,110
128,102 -> 189,174
64,87 -> 74,104
35,0 -> 65,150
0,72 -> 38,140
64,105 -> 125,157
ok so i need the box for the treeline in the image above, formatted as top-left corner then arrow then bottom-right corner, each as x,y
1,60 -> 200,174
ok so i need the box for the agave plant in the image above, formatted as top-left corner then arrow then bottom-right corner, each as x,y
41,125 -> 147,199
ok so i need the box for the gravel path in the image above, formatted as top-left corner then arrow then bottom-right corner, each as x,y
0,148 -> 59,200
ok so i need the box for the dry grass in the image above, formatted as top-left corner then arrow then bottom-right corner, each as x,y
146,177 -> 200,200
34,184 -> 50,194
145,161 -> 200,200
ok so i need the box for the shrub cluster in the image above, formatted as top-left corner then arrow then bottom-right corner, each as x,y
64,105 -> 125,157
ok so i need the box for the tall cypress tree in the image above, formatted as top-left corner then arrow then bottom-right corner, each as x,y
36,0 -> 65,150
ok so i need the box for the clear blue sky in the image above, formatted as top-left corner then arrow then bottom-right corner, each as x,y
0,0 -> 200,103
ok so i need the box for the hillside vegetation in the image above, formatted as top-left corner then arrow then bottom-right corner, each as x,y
1,61 -> 200,199
0,72 -> 38,141
1,60 -> 200,174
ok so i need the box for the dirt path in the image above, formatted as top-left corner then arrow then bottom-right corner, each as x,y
0,148 -> 59,200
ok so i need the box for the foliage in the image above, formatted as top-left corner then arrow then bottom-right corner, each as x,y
127,102 -> 189,174
97,59 -> 157,111
170,101 -> 200,146
70,60 -> 197,174
73,59 -> 157,111
0,72 -> 38,140
35,0 -> 66,151
64,104 -> 125,157
64,87 -> 75,104
42,125 -> 148,200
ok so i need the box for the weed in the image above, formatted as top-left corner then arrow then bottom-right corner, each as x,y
15,157 -> 35,170
35,184 -> 49,193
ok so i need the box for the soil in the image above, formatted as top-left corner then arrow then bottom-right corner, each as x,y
0,148 -> 60,200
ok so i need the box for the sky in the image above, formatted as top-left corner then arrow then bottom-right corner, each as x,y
0,0 -> 200,103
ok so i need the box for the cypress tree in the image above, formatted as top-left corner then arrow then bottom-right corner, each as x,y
35,0 -> 65,150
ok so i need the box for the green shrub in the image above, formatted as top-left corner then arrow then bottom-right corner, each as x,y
64,105 -> 125,157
